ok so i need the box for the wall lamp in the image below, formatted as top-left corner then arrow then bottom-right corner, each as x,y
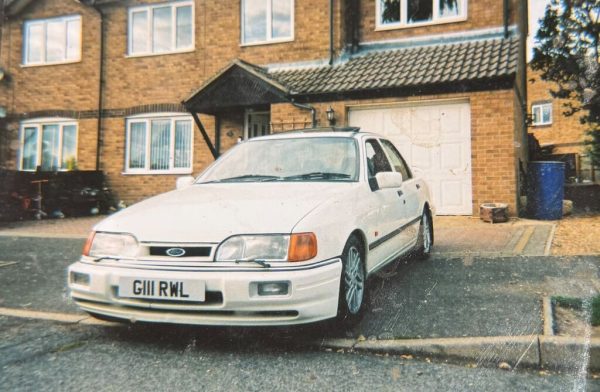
326,106 -> 336,126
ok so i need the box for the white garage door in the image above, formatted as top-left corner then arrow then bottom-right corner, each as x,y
349,102 -> 472,215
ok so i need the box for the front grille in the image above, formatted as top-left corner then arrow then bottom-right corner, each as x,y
149,246 -> 212,257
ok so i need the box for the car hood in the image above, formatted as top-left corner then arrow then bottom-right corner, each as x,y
94,182 -> 355,243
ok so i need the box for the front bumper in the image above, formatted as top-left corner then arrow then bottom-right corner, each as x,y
68,258 -> 342,326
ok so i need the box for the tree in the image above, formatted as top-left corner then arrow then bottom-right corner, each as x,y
531,0 -> 600,167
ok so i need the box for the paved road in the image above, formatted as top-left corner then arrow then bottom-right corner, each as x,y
1,236 -> 598,339
1,236 -> 599,391
1,316 -> 594,391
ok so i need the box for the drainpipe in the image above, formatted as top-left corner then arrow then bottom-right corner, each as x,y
91,3 -> 105,171
503,0 -> 509,38
0,1 -> 4,62
329,0 -> 334,65
291,101 -> 316,128
346,0 -> 359,54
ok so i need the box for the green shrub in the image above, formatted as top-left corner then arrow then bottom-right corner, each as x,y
592,295 -> 600,327
552,296 -> 583,310
553,295 -> 600,326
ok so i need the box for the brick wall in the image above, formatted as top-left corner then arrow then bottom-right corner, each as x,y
527,69 -> 589,155
359,0 -> 521,43
87,0 -> 346,205
1,0 -> 524,213
0,0 -> 101,170
100,0 -> 342,112
1,0 -> 101,114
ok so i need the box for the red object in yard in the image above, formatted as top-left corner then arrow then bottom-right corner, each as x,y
480,203 -> 509,224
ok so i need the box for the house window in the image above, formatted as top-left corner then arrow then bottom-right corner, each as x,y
376,0 -> 466,29
126,114 -> 193,173
242,0 -> 294,45
23,15 -> 81,65
128,1 -> 194,56
19,120 -> 78,171
532,103 -> 552,126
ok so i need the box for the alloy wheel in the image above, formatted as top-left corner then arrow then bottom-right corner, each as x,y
344,245 -> 365,314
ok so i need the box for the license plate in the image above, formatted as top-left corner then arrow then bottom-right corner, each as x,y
118,277 -> 205,302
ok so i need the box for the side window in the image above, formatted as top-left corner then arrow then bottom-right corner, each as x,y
381,139 -> 413,180
365,139 -> 392,178
19,119 -> 78,171
242,0 -> 294,45
128,1 -> 194,56
377,0 -> 466,29
23,15 -> 81,65
531,102 -> 552,126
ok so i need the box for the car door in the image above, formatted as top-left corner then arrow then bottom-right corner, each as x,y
380,139 -> 421,247
363,138 -> 406,272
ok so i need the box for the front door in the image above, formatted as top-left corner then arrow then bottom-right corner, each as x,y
245,111 -> 270,139
364,138 -> 406,272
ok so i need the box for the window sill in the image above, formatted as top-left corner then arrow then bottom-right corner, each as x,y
532,123 -> 553,128
125,48 -> 195,59
19,168 -> 74,172
374,16 -> 467,31
21,59 -> 82,68
121,170 -> 193,176
240,37 -> 294,48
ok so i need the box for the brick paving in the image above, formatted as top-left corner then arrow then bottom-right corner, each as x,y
1,213 -> 597,256
433,216 -> 554,256
0,213 -> 567,256
551,213 -> 600,256
0,216 -> 101,239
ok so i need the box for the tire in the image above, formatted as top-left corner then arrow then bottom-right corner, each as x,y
414,209 -> 433,260
336,235 -> 368,325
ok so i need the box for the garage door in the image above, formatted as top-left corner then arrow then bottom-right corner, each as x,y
349,102 -> 472,215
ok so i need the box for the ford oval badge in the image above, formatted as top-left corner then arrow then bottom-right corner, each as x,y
166,248 -> 186,257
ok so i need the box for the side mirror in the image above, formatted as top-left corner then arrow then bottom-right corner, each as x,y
375,172 -> 403,189
176,176 -> 195,190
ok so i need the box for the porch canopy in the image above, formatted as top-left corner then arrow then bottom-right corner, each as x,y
182,60 -> 295,159
183,60 -> 291,115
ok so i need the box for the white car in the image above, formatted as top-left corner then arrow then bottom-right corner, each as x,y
68,128 -> 434,326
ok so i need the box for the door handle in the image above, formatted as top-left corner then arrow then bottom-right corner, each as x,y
416,184 -> 420,190
397,190 -> 403,197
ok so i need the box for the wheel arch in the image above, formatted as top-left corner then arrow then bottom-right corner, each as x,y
348,228 -> 368,260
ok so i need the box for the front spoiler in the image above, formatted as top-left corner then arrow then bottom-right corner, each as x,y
68,258 -> 342,326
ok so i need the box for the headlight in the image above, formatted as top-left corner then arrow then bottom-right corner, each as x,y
216,233 -> 317,262
83,231 -> 139,258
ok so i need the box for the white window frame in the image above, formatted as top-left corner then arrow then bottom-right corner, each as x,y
18,118 -> 79,171
375,0 -> 467,31
127,1 -> 195,57
125,113 -> 194,174
241,0 -> 295,46
531,102 -> 553,126
22,15 -> 81,66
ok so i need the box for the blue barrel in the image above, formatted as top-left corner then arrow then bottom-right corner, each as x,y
526,161 -> 565,220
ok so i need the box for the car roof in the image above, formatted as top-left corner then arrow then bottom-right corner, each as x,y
249,127 -> 382,141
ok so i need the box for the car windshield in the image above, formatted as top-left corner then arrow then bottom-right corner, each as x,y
199,137 -> 359,183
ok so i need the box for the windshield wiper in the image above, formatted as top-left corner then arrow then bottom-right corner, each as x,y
283,172 -> 352,181
208,174 -> 282,183
233,258 -> 271,268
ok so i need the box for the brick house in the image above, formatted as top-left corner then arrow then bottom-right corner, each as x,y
527,68 -> 597,183
0,0 -> 529,216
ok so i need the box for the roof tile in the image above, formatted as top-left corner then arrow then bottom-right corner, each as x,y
262,36 -> 519,96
